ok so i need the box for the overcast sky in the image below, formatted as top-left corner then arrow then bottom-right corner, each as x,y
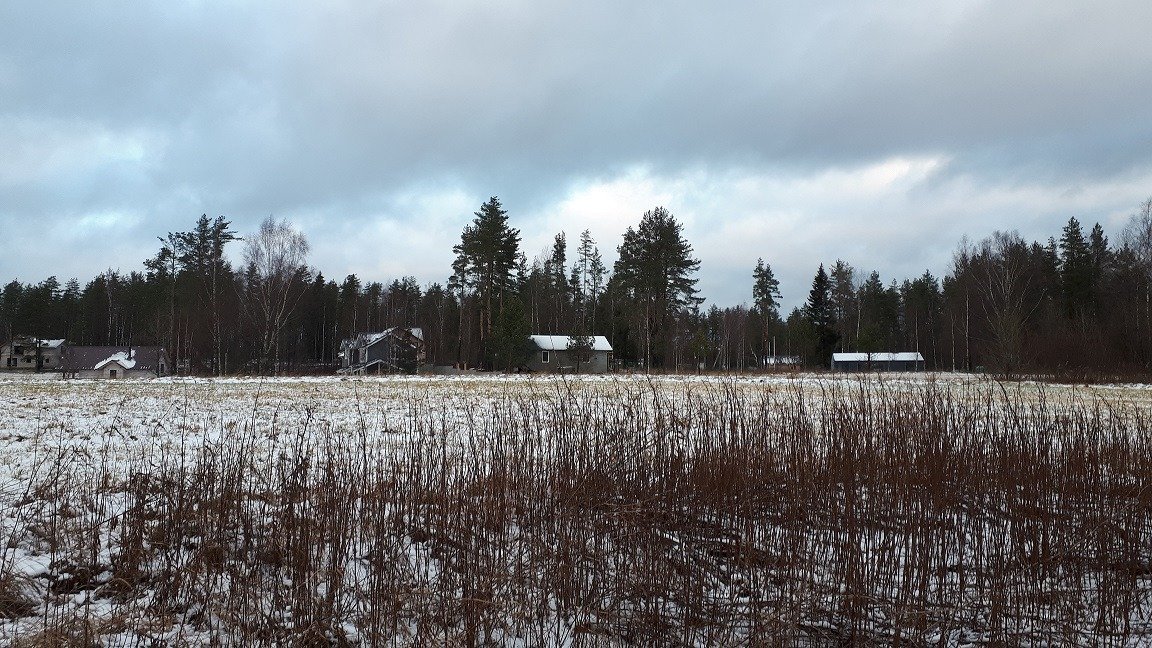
3,1 -> 1152,311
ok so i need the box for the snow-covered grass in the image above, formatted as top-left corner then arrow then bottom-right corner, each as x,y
0,372 -> 1151,645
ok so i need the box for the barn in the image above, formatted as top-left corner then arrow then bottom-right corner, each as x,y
527,335 -> 613,373
831,352 -> 925,372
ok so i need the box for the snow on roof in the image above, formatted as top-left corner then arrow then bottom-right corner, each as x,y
832,352 -> 924,362
61,346 -> 166,372
530,335 -> 613,352
93,350 -> 137,370
6,338 -> 65,349
355,327 -> 424,349
362,332 -> 388,347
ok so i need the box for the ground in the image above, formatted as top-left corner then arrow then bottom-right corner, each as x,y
0,372 -> 1150,646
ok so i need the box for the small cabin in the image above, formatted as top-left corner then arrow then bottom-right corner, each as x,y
831,352 -> 925,372
527,335 -> 613,374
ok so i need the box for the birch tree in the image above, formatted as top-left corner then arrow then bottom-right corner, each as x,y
243,217 -> 310,374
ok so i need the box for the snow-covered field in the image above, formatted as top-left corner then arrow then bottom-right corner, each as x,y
1,372 -> 1151,646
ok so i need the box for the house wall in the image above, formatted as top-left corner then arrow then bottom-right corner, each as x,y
366,340 -> 391,366
342,332 -> 424,375
527,349 -> 611,373
833,360 -> 924,372
73,365 -> 161,379
0,345 -> 62,371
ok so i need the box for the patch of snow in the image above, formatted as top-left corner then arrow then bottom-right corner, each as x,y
93,350 -> 136,370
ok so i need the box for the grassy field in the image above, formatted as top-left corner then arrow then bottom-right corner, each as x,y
1,372 -> 1150,646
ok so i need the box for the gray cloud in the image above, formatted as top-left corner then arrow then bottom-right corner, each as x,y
2,0 -> 1151,305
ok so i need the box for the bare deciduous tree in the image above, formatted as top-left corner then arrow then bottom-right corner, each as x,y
243,217 -> 310,374
964,231 -> 1044,376
1122,199 -> 1152,340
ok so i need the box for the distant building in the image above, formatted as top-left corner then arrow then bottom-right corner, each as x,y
831,352 -> 925,372
61,346 -> 170,379
340,328 -> 426,375
763,355 -> 801,368
1,336 -> 65,373
527,335 -> 613,373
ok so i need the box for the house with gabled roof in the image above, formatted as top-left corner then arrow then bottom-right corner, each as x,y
61,346 -> 170,379
1,336 -> 65,373
339,328 -> 426,375
527,335 -> 613,373
831,352 -> 925,372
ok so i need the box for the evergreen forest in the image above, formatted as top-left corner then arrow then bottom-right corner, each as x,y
4,197 -> 1152,377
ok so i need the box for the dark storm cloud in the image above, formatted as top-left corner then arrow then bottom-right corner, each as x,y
2,0 -> 1152,303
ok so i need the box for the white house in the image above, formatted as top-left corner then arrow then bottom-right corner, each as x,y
831,352 -> 925,372
526,335 -> 613,373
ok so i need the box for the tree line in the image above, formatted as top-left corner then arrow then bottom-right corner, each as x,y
3,198 -> 1152,375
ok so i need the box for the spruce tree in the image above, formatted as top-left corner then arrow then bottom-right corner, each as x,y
1059,217 -> 1092,315
802,264 -> 839,366
486,296 -> 531,372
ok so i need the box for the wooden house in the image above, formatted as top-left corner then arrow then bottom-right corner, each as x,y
527,335 -> 613,373
339,328 -> 426,375
831,352 -> 925,372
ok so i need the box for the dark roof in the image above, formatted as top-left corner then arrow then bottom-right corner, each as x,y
61,346 -> 168,372
342,328 -> 425,351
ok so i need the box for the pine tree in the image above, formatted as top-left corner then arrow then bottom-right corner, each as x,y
829,260 -> 857,351
573,229 -> 602,328
451,197 -> 521,366
752,258 -> 781,365
752,258 -> 781,318
175,215 -> 238,374
613,207 -> 702,368
1089,222 -> 1111,301
546,232 -> 569,332
587,240 -> 607,333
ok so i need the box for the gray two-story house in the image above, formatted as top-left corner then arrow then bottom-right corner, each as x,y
340,328 -> 426,375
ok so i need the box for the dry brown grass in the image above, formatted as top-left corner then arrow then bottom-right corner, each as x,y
2,376 -> 1151,645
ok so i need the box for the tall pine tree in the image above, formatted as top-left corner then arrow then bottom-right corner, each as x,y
451,197 -> 521,367
613,207 -> 702,369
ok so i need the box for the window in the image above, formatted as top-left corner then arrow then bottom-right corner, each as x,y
108,369 -> 118,378
541,350 -> 550,363
5,358 -> 15,368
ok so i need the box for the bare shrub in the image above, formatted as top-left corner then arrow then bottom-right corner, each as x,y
2,377 -> 1152,645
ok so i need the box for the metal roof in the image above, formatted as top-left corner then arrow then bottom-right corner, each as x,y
529,335 -> 613,352
832,352 -> 924,362
61,346 -> 168,372
343,328 -> 425,350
